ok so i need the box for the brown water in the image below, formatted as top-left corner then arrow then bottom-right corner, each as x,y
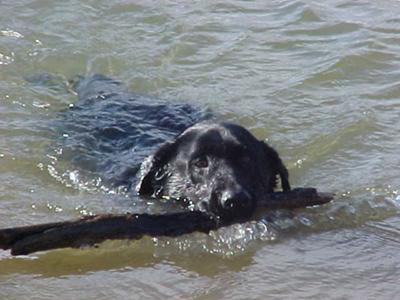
1,1 -> 400,299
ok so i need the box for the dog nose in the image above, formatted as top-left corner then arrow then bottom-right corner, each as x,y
220,190 -> 253,212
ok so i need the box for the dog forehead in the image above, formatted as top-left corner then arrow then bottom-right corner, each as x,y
187,124 -> 239,144
177,123 -> 259,157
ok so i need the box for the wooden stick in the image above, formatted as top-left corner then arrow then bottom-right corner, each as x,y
0,188 -> 333,255
257,188 -> 333,209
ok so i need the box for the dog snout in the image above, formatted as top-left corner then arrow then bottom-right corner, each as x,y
219,189 -> 253,212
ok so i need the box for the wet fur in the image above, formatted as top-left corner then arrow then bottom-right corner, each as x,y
57,75 -> 290,221
138,122 -> 290,220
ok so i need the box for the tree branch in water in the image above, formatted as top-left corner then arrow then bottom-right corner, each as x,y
0,188 -> 333,256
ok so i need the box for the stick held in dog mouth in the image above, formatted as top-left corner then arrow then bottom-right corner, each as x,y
0,188 -> 333,256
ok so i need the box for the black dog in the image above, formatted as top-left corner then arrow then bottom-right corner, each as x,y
57,75 -> 290,221
138,122 -> 290,220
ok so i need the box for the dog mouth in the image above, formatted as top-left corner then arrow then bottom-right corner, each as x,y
206,189 -> 256,221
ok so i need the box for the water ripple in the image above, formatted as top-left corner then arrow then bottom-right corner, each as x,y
1,0 -> 400,298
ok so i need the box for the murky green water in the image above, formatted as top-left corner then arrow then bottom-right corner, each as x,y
1,0 -> 400,299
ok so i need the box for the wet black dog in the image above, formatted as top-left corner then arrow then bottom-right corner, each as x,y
56,75 -> 290,221
138,122 -> 290,220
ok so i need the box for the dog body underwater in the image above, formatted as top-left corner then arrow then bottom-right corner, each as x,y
57,75 -> 290,221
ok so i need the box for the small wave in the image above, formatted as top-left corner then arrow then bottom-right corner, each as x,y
0,52 -> 14,65
0,29 -> 24,38
286,22 -> 361,37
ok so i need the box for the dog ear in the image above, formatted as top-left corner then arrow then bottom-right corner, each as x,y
137,141 -> 177,197
260,142 -> 291,192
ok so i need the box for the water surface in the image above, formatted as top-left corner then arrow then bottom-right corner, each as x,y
1,1 -> 400,299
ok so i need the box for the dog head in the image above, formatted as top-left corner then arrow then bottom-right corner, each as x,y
138,122 -> 290,221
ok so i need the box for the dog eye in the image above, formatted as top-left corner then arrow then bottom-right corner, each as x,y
193,157 -> 208,168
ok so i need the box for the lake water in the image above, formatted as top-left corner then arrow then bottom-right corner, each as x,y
1,0 -> 400,299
